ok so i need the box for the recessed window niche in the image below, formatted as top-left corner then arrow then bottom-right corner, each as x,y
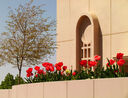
76,14 -> 102,70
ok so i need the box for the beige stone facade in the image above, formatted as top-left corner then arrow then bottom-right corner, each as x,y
57,0 -> 128,70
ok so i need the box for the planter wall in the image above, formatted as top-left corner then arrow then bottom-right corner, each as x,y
67,80 -> 93,98
0,90 -> 10,98
94,78 -> 128,98
1,78 -> 128,98
27,83 -> 44,98
44,81 -> 66,98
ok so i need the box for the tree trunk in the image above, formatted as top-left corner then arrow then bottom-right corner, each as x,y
18,68 -> 21,84
18,57 -> 24,84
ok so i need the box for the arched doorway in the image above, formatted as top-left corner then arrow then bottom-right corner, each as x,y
76,14 -> 102,71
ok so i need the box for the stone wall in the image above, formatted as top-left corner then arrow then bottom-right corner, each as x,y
1,78 -> 128,98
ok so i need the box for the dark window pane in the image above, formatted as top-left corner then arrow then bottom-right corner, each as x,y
88,48 -> 90,57
84,49 -> 87,58
88,43 -> 91,46
84,44 -> 87,47
81,49 -> 83,58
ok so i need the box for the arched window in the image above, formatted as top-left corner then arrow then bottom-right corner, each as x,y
81,43 -> 91,60
81,25 -> 93,61
76,14 -> 102,71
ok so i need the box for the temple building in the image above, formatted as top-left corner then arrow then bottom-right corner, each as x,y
56,0 -> 128,70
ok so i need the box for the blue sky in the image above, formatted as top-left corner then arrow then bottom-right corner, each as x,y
0,0 -> 56,82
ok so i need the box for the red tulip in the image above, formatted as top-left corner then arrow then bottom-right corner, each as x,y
116,53 -> 124,59
72,72 -> 76,76
80,60 -> 87,67
109,59 -> 115,65
26,68 -> 33,73
34,66 -> 40,71
42,62 -> 53,67
56,66 -> 61,71
27,73 -> 31,77
46,66 -> 50,71
94,55 -> 101,61
88,61 -> 97,67
49,66 -> 54,72
35,74 -> 38,78
37,69 -> 44,74
117,59 -> 125,66
106,59 -> 115,67
63,66 -> 67,71
27,73 -> 33,77
106,63 -> 110,67
55,62 -> 63,67
42,62 -> 48,67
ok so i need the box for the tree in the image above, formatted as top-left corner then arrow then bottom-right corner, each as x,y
0,74 -> 25,89
0,73 -> 15,89
14,75 -> 25,85
0,0 -> 56,83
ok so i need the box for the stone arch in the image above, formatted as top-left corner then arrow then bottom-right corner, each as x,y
76,13 -> 102,71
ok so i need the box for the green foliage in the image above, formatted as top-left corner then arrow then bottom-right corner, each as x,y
0,73 -> 15,89
0,73 -> 25,89
14,75 -> 25,85
25,59 -> 128,84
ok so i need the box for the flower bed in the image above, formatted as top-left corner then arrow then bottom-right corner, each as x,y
1,53 -> 128,98
25,53 -> 128,83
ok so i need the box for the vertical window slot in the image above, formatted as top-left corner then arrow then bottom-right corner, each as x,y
84,49 -> 87,58
88,48 -> 91,58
